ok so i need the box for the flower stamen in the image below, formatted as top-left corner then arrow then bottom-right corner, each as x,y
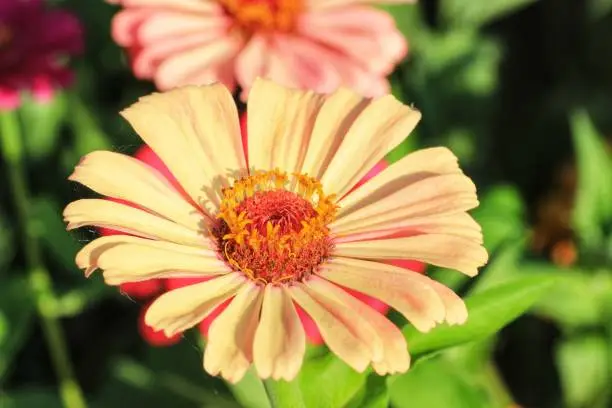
214,169 -> 337,285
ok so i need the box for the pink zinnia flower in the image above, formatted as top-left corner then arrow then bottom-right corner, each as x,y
109,0 -> 410,98
0,0 -> 82,109
65,79 -> 487,383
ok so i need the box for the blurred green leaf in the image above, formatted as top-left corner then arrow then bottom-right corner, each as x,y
225,368 -> 270,408
0,210 -> 15,273
469,239 -> 525,295
20,92 -> 68,161
388,356 -> 487,408
570,110 -> 612,246
589,0 -> 612,19
66,92 -> 111,166
557,335 -> 609,408
404,275 -> 557,356
441,0 -> 538,27
0,389 -> 63,408
473,185 -> 526,253
261,379 -> 305,408
345,373 -> 389,408
298,352 -> 367,408
32,197 -> 81,273
0,276 -> 36,382
534,268 -> 612,328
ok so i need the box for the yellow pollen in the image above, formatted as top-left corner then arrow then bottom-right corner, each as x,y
219,0 -> 303,32
214,169 -> 337,285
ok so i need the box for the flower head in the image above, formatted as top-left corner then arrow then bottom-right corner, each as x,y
65,79 -> 487,383
109,0 -> 410,98
0,0 -> 82,109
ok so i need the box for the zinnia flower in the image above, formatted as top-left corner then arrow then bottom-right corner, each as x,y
109,0 -> 410,98
110,145 -> 426,347
65,79 -> 487,383
0,0 -> 82,109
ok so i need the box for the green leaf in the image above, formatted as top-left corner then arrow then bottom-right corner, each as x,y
440,0 -> 538,27
472,185 -> 526,253
20,92 -> 68,160
570,110 -> 612,246
32,197 -> 82,273
227,368 -> 271,408
557,335 -> 609,408
404,275 -> 557,356
0,389 -> 63,408
0,276 -> 36,382
469,239 -> 525,295
534,269 -> 611,328
345,374 -> 389,408
377,4 -> 428,42
388,356 -> 488,408
298,352 -> 367,408
262,379 -> 306,408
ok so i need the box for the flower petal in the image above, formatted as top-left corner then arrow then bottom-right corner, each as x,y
96,242 -> 229,285
334,212 -> 483,244
64,199 -> 208,246
299,87 -> 370,180
334,234 -> 488,277
69,150 -> 204,229
154,36 -> 242,90
338,147 -> 461,215
288,283 -> 371,372
76,235 -> 215,277
319,94 -> 420,198
307,0 -> 415,10
204,282 -> 264,384
120,83 -> 246,215
319,257 -> 447,332
246,78 -> 326,173
332,173 -> 478,234
145,272 -> 246,337
305,277 -> 410,375
253,286 -> 306,381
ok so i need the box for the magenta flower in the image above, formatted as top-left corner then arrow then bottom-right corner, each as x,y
0,0 -> 82,109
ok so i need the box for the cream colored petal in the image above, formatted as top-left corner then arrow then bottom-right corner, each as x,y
246,78 -> 326,173
338,147 -> 461,215
320,95 -> 421,198
204,282 -> 263,384
145,273 -> 246,337
253,286 -> 306,381
319,257 -> 446,332
120,83 -> 246,215
96,242 -> 228,285
334,212 -> 483,244
64,199 -> 207,246
288,283 -> 371,372
332,173 -> 477,233
69,150 -> 204,229
334,234 -> 488,277
429,280 -> 468,325
299,88 -> 371,179
76,235 -> 215,277
305,277 -> 410,375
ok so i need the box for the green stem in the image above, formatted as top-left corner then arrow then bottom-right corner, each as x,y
262,378 -> 306,408
1,110 -> 87,408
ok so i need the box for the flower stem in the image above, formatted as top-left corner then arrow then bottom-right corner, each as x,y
0,110 -> 87,408
262,378 -> 306,408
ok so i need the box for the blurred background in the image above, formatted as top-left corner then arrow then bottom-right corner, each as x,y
2,0 -> 612,407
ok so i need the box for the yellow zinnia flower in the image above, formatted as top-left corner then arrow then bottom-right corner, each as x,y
64,78 -> 488,383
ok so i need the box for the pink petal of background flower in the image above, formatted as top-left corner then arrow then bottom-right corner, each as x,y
108,0 -> 410,98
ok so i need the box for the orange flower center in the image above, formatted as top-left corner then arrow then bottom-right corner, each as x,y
214,170 -> 337,285
219,0 -> 303,32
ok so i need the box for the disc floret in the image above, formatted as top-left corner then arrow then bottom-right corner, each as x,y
215,169 -> 337,285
